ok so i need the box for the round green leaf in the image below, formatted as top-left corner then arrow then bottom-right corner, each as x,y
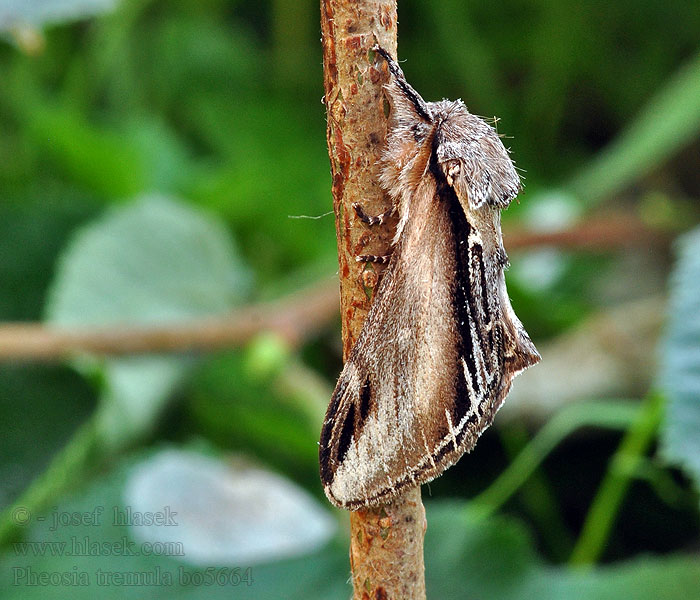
661,225 -> 700,492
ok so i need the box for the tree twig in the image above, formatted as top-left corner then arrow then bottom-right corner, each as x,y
0,212 -> 669,363
0,280 -> 339,361
321,1 -> 427,598
505,211 -> 669,251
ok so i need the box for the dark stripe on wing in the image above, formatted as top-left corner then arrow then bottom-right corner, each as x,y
359,376 -> 372,423
337,402 -> 355,465
319,378 -> 349,484
447,189 -> 479,422
429,137 -> 491,430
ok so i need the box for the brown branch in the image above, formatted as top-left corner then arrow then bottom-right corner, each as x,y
0,280 -> 339,361
506,211 -> 670,251
0,212 -> 667,363
321,1 -> 427,599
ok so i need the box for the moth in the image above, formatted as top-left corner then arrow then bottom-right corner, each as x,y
320,46 -> 540,510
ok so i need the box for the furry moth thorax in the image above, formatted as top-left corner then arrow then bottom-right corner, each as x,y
319,46 -> 540,510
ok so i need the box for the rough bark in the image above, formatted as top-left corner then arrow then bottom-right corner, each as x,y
321,1 -> 427,598
349,487 -> 426,599
321,0 -> 397,352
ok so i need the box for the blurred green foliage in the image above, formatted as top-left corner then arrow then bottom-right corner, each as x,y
1,0 -> 700,598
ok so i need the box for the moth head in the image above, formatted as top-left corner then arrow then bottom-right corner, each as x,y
431,101 -> 522,210
374,47 -> 521,209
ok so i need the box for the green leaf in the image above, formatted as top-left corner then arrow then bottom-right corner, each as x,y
660,225 -> 700,493
0,364 -> 94,506
189,351 -> 319,481
46,194 -> 249,326
26,106 -> 147,199
567,49 -> 700,205
428,505 -> 700,600
0,0 -> 117,30
123,448 -> 336,565
0,448 -> 345,600
45,194 -> 251,447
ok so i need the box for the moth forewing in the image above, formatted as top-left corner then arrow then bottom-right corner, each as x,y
320,48 -> 540,510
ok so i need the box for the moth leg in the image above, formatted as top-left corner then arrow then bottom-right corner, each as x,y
353,202 -> 396,227
353,202 -> 395,264
356,253 -> 391,264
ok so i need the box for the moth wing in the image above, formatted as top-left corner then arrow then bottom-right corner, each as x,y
436,131 -> 540,382
320,180 -> 482,509
320,173 -> 539,509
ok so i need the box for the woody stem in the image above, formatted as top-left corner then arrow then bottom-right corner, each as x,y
320,1 -> 427,598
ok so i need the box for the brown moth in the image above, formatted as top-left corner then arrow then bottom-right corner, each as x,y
320,47 -> 540,510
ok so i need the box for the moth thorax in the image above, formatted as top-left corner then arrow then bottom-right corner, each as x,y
383,127 -> 433,191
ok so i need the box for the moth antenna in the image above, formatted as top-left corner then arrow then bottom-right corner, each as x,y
373,45 -> 432,122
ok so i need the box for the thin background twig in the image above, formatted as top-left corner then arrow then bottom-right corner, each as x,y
0,213 -> 666,363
